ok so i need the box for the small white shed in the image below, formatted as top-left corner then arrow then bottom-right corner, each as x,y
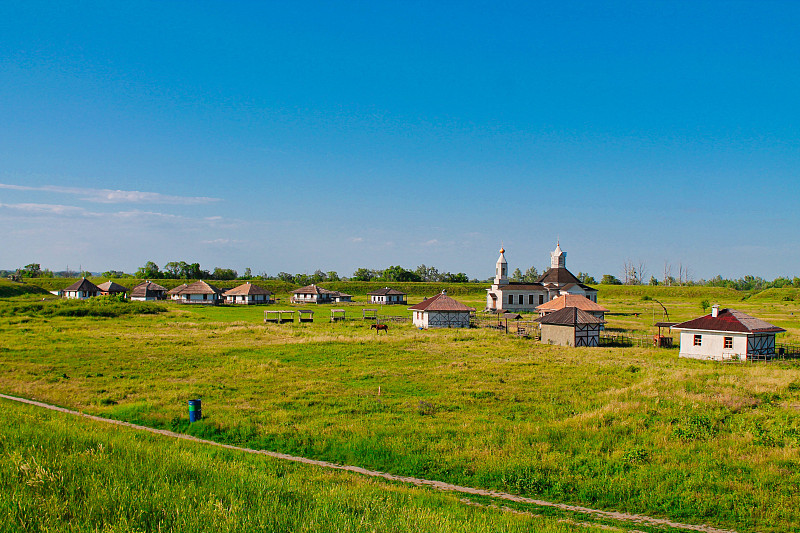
672,305 -> 785,361
408,291 -> 474,329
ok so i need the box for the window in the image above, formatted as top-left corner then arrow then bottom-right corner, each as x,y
203,294 -> 207,300
518,295 -> 523,305
508,295 -> 513,304
693,334 -> 702,346
539,295 -> 544,305
724,337 -> 733,349
528,295 -> 534,305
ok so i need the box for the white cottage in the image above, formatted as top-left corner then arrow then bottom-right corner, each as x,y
367,287 -> 407,305
486,242 -> 597,312
409,291 -> 474,329
130,281 -> 168,301
176,280 -> 223,305
63,278 -> 101,300
223,282 -> 274,305
672,305 -> 785,361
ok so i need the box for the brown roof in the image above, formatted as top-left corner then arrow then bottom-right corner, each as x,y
535,306 -> 605,326
561,282 -> 598,292
536,294 -> 609,313
673,309 -> 785,334
97,281 -> 128,293
367,287 -> 407,296
224,282 -> 273,296
64,278 -> 101,292
293,284 -> 331,295
536,267 -> 582,285
408,292 -> 475,312
130,281 -> 168,297
166,283 -> 188,295
180,280 -> 223,295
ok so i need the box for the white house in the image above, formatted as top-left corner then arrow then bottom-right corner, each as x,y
409,290 -> 474,329
291,284 -> 351,304
63,278 -> 101,300
130,281 -> 168,301
367,287 -> 407,305
176,280 -> 223,305
166,283 -> 188,301
223,282 -> 274,305
486,242 -> 597,312
672,305 -> 785,361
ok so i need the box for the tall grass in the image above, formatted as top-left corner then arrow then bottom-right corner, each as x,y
0,399 -> 598,532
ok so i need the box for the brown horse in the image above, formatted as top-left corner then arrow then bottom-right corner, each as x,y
371,323 -> 389,334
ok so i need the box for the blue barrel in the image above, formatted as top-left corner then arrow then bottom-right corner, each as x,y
188,399 -> 202,422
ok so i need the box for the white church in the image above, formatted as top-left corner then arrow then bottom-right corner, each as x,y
486,242 -> 598,312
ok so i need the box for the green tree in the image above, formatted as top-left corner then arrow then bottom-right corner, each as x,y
277,272 -> 295,283
326,271 -> 340,282
601,274 -> 622,285
212,267 -> 238,280
577,272 -> 596,284
522,266 -> 539,283
510,268 -> 523,282
442,272 -> 469,283
380,265 -> 421,282
649,276 -> 659,286
136,261 -> 161,279
19,263 -> 42,277
351,268 -> 378,281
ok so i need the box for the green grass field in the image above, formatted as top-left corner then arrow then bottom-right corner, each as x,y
2,285 -> 800,531
2,399 -> 601,532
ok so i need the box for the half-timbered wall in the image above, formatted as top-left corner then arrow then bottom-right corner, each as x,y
414,310 -> 470,329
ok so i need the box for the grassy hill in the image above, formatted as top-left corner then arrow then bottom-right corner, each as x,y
0,279 -> 51,298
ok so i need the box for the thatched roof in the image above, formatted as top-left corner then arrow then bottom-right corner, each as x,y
224,282 -> 273,296
408,291 -> 474,312
535,307 -> 605,326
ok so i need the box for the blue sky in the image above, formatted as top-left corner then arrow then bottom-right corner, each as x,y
1,1 -> 799,280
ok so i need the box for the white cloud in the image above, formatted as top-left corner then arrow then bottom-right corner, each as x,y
0,183 -> 220,205
348,236 -> 364,243
422,239 -> 440,246
0,202 -> 98,217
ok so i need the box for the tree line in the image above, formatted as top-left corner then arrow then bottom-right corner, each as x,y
9,261 -> 800,292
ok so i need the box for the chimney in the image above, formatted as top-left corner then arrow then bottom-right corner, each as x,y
711,304 -> 719,318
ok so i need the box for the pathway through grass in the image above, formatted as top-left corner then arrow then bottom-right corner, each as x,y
1,393 -> 738,533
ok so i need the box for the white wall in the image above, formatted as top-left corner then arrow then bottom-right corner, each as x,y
678,331 -> 748,361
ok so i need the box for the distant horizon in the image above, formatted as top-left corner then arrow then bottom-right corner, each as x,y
3,2 -> 799,280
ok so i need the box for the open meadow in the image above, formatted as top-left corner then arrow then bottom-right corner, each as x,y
2,280 -> 800,532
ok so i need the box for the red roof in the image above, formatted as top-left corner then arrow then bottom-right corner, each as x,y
408,292 -> 474,312
535,307 -> 605,326
673,308 -> 785,334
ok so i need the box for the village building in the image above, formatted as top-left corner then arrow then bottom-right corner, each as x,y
408,290 -> 474,329
176,280 -> 223,305
223,282 -> 275,305
130,280 -> 168,301
486,242 -> 597,312
672,305 -> 785,361
291,284 -> 352,304
535,306 -> 605,347
536,294 -> 609,326
97,281 -> 128,297
166,283 -> 188,301
63,278 -> 101,300
367,287 -> 407,305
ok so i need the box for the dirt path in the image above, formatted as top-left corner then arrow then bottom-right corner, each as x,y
1,393 -> 737,533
